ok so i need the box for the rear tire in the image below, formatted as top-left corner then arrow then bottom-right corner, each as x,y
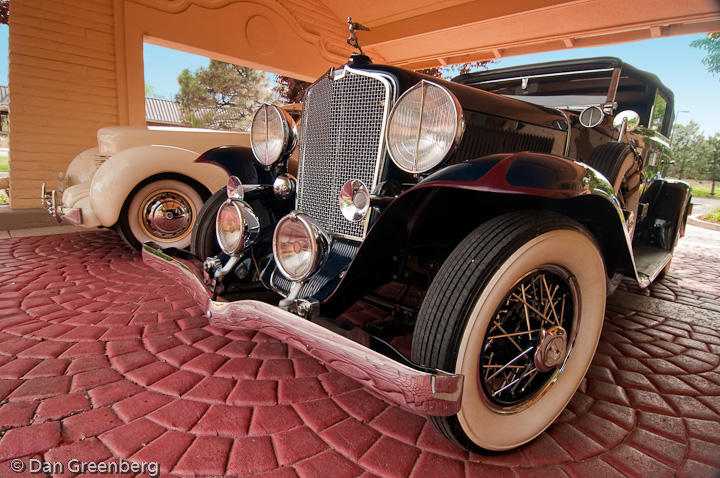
412,211 -> 606,451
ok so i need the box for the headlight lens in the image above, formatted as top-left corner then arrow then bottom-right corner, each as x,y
386,80 -> 464,174
250,104 -> 296,166
215,200 -> 260,255
273,212 -> 329,282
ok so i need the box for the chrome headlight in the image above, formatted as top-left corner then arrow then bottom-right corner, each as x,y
386,80 -> 464,174
215,200 -> 260,255
272,212 -> 329,282
250,104 -> 296,166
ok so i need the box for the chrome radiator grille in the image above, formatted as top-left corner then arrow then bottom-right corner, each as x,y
297,68 -> 392,240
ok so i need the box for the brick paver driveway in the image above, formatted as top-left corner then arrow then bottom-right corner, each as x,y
0,226 -> 718,477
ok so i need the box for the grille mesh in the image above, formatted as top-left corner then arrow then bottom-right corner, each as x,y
297,70 -> 390,239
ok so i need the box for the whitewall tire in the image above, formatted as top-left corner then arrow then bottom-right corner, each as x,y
118,179 -> 203,250
412,211 -> 606,451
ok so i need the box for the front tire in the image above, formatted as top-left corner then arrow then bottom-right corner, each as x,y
118,179 -> 204,250
191,188 -> 228,260
412,211 -> 606,451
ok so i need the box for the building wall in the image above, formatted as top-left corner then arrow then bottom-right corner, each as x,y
9,0 -> 119,208
7,0 -> 349,209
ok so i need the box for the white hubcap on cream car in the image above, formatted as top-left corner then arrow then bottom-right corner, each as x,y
125,179 -> 203,250
139,190 -> 194,240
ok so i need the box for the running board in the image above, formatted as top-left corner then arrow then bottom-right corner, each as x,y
632,245 -> 673,284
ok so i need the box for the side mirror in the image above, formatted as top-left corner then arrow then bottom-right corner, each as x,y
613,110 -> 640,131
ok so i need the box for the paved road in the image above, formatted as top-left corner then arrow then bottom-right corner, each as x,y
0,228 -> 718,477
691,196 -> 720,216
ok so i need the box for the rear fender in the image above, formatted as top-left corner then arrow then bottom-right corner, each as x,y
323,152 -> 641,314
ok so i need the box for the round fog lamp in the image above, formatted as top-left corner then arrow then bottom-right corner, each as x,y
273,212 -> 329,282
339,179 -> 370,222
215,200 -> 260,255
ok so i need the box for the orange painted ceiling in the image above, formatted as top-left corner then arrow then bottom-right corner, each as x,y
325,0 -> 720,69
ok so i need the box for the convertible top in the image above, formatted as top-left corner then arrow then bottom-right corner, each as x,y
453,57 -> 675,134
453,57 -> 673,102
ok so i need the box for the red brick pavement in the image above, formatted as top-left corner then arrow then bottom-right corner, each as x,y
0,227 -> 718,477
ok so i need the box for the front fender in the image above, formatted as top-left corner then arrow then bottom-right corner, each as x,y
90,145 -> 228,226
323,152 -> 637,315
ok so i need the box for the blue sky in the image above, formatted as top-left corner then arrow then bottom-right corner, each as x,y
0,25 -> 717,135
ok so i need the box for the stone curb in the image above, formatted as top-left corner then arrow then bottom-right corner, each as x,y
687,214 -> 720,231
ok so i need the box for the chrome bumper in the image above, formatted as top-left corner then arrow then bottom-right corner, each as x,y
142,244 -> 463,417
41,183 -> 82,225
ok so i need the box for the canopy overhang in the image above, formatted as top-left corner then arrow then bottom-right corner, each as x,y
343,0 -> 720,70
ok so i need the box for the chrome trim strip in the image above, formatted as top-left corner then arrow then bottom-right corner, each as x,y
142,243 -> 463,416
552,108 -> 572,156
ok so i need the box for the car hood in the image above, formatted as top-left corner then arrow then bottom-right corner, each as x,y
96,126 -> 250,155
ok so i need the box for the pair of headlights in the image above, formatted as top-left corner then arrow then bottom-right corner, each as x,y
215,176 -> 327,283
249,80 -> 464,174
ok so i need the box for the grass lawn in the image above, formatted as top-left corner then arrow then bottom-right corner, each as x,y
692,187 -> 717,198
0,153 -> 7,204
704,207 -> 720,223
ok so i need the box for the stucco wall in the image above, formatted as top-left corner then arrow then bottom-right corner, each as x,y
9,0 -> 119,208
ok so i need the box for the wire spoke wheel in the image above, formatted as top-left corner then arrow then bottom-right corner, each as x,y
412,211 -> 606,451
481,266 -> 577,410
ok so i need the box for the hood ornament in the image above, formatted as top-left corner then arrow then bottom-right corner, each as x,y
347,17 -> 370,55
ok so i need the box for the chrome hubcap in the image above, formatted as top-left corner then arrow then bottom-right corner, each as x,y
480,267 -> 577,410
140,191 -> 193,240
534,326 -> 568,372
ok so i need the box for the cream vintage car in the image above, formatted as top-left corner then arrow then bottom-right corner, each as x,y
41,126 -> 250,249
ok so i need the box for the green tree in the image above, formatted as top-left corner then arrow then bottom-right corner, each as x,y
669,121 -> 707,179
175,60 -> 273,130
708,134 -> 720,195
690,32 -> 720,78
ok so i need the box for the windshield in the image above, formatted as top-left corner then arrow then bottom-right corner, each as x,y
472,68 -> 614,110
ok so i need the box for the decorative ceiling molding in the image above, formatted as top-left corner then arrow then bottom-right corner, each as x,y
127,0 -> 352,63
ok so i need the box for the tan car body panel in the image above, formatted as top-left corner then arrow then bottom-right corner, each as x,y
90,144 -> 229,227
57,127 -> 251,228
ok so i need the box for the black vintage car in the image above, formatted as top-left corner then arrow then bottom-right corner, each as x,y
143,55 -> 691,452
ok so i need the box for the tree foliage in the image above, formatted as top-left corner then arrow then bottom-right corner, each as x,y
668,122 -> 708,179
666,121 -> 719,182
707,134 -> 720,195
690,32 -> 720,78
175,60 -> 272,130
417,61 -> 493,79
274,76 -> 311,104
0,1 -> 8,25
